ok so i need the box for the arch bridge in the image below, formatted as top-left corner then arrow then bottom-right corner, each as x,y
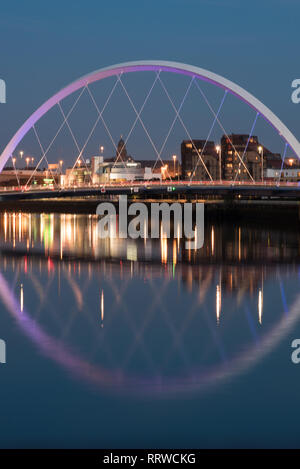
1,61 -> 300,199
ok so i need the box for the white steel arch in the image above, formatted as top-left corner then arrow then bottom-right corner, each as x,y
1,60 -> 300,171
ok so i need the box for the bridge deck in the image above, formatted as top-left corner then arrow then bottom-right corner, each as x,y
0,181 -> 300,201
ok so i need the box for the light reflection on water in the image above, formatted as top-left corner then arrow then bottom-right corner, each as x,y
0,211 -> 300,396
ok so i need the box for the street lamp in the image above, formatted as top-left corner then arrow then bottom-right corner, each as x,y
59,160 -> 63,173
216,145 -> 221,182
12,157 -> 16,166
26,157 -> 30,169
100,146 -> 104,155
258,145 -> 263,182
19,151 -> 23,159
172,154 -> 176,180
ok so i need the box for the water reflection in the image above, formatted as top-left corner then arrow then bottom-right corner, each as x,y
0,211 -> 300,395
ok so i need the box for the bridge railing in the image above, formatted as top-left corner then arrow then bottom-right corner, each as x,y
0,179 -> 299,194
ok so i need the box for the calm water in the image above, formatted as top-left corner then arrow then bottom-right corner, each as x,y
0,210 -> 300,448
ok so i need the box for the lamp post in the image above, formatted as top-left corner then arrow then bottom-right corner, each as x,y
216,145 -> 221,182
258,146 -> 264,182
59,160 -> 63,173
26,157 -> 30,169
12,157 -> 16,167
19,151 -> 23,160
172,154 -> 176,180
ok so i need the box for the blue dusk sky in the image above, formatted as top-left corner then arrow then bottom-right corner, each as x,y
0,0 -> 299,164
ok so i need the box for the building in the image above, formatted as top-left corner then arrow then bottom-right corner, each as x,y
265,156 -> 300,182
64,163 -> 92,186
265,167 -> 300,182
115,136 -> 130,162
138,159 -> 179,180
0,168 -> 50,187
90,138 -> 160,183
221,134 -> 290,182
181,140 -> 219,181
181,134 -> 286,182
221,134 -> 263,181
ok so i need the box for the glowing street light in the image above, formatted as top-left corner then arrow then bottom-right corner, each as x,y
258,145 -> 264,182
172,154 -> 177,179
216,145 -> 221,182
12,157 -> 16,166
26,157 -> 30,169
19,151 -> 23,159
100,146 -> 104,154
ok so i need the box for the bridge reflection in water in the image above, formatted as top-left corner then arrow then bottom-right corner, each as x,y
0,211 -> 299,395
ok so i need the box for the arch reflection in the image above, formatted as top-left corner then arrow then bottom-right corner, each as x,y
0,211 -> 299,396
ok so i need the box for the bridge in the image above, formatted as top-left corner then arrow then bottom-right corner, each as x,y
1,180 -> 300,202
1,60 -> 300,205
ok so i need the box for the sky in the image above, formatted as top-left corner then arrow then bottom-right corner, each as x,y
0,0 -> 299,165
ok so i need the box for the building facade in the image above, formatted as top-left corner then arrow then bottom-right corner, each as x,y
181,140 -> 219,181
89,138 -> 161,184
221,134 -> 263,181
265,156 -> 300,182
